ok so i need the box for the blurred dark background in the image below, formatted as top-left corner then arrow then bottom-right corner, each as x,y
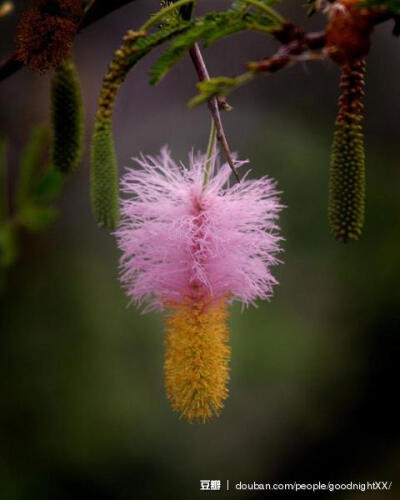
1,1 -> 399,498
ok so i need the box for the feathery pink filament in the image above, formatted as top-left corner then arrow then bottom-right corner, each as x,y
116,147 -> 283,311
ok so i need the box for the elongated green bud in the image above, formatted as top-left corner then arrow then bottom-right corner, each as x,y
329,59 -> 366,242
90,24 -> 190,229
51,58 -> 83,173
90,120 -> 119,229
89,29 -> 146,229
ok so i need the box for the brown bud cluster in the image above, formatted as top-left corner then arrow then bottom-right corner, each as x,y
16,0 -> 83,72
336,58 -> 366,123
325,0 -> 377,64
247,23 -> 326,74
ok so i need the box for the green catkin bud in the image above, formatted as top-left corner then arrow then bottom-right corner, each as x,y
329,59 -> 366,242
90,29 -> 146,229
95,30 -> 146,124
90,120 -> 119,229
90,24 -> 189,229
51,57 -> 83,173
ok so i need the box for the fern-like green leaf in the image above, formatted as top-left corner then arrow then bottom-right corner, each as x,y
130,23 -> 191,67
150,12 -> 239,85
188,73 -> 253,107
150,10 -> 277,85
362,0 -> 400,14
33,169 -> 65,204
188,77 -> 238,107
16,126 -> 49,209
149,21 -> 205,85
18,204 -> 58,232
203,18 -> 249,47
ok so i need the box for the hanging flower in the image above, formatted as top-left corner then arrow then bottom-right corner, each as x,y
116,147 -> 283,422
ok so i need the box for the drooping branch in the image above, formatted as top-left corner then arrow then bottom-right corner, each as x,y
0,0 -> 138,82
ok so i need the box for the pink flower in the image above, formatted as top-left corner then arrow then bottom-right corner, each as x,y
116,147 -> 283,312
116,147 -> 284,421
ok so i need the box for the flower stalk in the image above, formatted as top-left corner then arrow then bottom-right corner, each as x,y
203,119 -> 217,187
189,43 -> 240,182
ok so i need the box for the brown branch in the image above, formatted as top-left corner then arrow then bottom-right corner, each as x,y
189,43 -> 240,183
248,8 -> 398,75
0,57 -> 23,81
249,26 -> 326,74
0,0 -> 138,82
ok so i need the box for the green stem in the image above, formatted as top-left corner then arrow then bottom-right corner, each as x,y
203,119 -> 217,188
235,71 -> 254,87
243,0 -> 285,25
140,0 -> 196,31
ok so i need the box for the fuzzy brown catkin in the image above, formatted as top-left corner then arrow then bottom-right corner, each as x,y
16,0 -> 83,72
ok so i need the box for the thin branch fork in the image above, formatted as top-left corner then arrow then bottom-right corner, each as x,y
0,0 -> 138,82
189,43 -> 240,183
249,23 -> 327,74
249,9 -> 400,75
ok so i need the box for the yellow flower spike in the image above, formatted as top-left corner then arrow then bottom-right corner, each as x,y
164,298 -> 231,423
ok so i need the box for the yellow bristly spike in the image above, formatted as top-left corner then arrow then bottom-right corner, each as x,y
164,298 -> 230,423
